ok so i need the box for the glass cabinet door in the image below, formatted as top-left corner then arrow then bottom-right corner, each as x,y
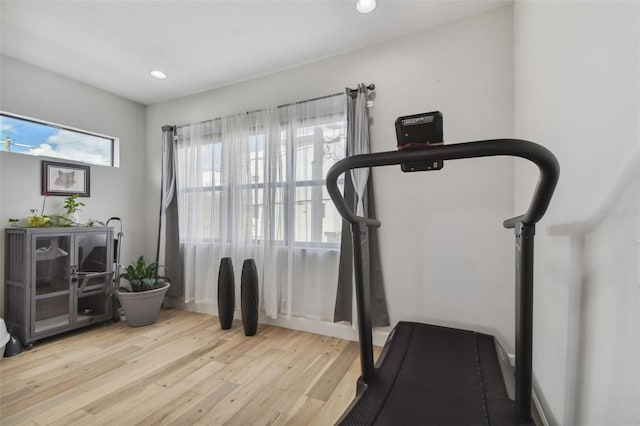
76,233 -> 109,273
34,235 -> 71,333
75,232 -> 112,323
35,295 -> 71,334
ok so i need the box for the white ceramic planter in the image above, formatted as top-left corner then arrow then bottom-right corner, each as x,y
117,282 -> 170,327
62,212 -> 80,224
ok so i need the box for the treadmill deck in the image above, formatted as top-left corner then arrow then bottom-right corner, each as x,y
338,322 -> 518,425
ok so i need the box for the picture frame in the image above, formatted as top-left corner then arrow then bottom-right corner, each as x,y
42,160 -> 90,197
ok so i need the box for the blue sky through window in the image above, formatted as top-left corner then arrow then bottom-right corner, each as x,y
0,114 -> 114,166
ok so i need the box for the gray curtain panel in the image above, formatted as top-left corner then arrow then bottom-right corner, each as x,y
158,125 -> 184,298
334,86 -> 389,327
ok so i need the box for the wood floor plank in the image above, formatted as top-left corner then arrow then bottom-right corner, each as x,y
114,354 -> 228,424
2,344 -> 139,397
223,384 -> 281,425
1,358 -> 125,417
266,388 -> 304,415
165,380 -> 239,425
306,340 -> 359,401
79,383 -> 168,425
285,395 -> 325,425
0,309 -> 376,425
311,355 -> 361,426
252,409 -> 287,426
200,379 -> 264,425
0,387 -> 86,425
134,390 -> 201,426
48,408 -> 93,426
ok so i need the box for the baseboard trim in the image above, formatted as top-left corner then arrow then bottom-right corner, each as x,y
532,388 -> 550,426
164,298 -> 391,346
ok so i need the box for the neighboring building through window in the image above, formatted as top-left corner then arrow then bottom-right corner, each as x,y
291,122 -> 345,246
176,96 -> 346,249
0,112 -> 119,167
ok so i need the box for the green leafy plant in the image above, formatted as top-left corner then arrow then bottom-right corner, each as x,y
7,194 -> 102,228
24,195 -> 53,227
63,194 -> 85,214
119,256 -> 169,292
85,219 -> 105,227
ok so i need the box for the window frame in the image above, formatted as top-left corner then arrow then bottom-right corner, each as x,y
180,176 -> 346,250
0,111 -> 120,167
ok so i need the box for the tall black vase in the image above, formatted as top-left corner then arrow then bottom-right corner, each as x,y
217,257 -> 235,330
241,259 -> 259,336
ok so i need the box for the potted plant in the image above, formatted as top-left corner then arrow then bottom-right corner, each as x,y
27,195 -> 51,227
117,256 -> 171,327
27,209 -> 51,227
62,194 -> 85,224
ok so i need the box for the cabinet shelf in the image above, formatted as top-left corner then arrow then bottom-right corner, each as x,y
35,314 -> 70,333
35,290 -> 70,300
35,280 -> 70,296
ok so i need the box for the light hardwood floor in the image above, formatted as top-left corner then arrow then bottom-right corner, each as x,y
0,308 -> 379,425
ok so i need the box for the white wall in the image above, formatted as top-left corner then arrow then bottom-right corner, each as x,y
514,1 -> 640,424
145,7 -> 517,348
0,55 -> 147,316
580,177 -> 639,426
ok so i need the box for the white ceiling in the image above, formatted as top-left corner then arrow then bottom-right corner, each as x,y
1,0 -> 510,105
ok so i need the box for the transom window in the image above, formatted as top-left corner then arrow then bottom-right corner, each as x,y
0,112 -> 119,167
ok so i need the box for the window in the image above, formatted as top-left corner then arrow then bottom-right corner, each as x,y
292,122 -> 345,246
176,95 -> 346,249
0,112 -> 119,167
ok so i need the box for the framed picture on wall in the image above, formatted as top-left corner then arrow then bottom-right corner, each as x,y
42,160 -> 90,197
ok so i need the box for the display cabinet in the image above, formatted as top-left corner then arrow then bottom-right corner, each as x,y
5,227 -> 114,347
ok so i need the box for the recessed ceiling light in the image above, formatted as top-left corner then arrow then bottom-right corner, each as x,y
356,0 -> 377,14
150,70 -> 167,79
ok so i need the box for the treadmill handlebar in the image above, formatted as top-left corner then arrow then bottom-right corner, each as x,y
326,139 -> 559,229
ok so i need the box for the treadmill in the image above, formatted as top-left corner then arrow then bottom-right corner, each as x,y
326,131 -> 559,425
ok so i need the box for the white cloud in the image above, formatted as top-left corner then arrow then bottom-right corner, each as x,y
29,144 -> 58,156
28,143 -> 111,166
1,124 -> 17,133
46,129 -> 112,165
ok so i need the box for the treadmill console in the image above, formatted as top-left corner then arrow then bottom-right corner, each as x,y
395,111 -> 444,172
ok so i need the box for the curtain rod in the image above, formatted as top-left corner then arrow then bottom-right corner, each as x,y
346,84 -> 375,97
271,83 -> 374,109
169,83 -> 375,130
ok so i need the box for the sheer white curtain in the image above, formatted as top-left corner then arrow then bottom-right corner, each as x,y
175,95 -> 346,321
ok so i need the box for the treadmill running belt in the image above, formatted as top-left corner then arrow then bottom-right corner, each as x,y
339,322 -> 516,425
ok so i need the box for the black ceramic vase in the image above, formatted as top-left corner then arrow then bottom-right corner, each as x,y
217,257 -> 235,330
241,259 -> 259,336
